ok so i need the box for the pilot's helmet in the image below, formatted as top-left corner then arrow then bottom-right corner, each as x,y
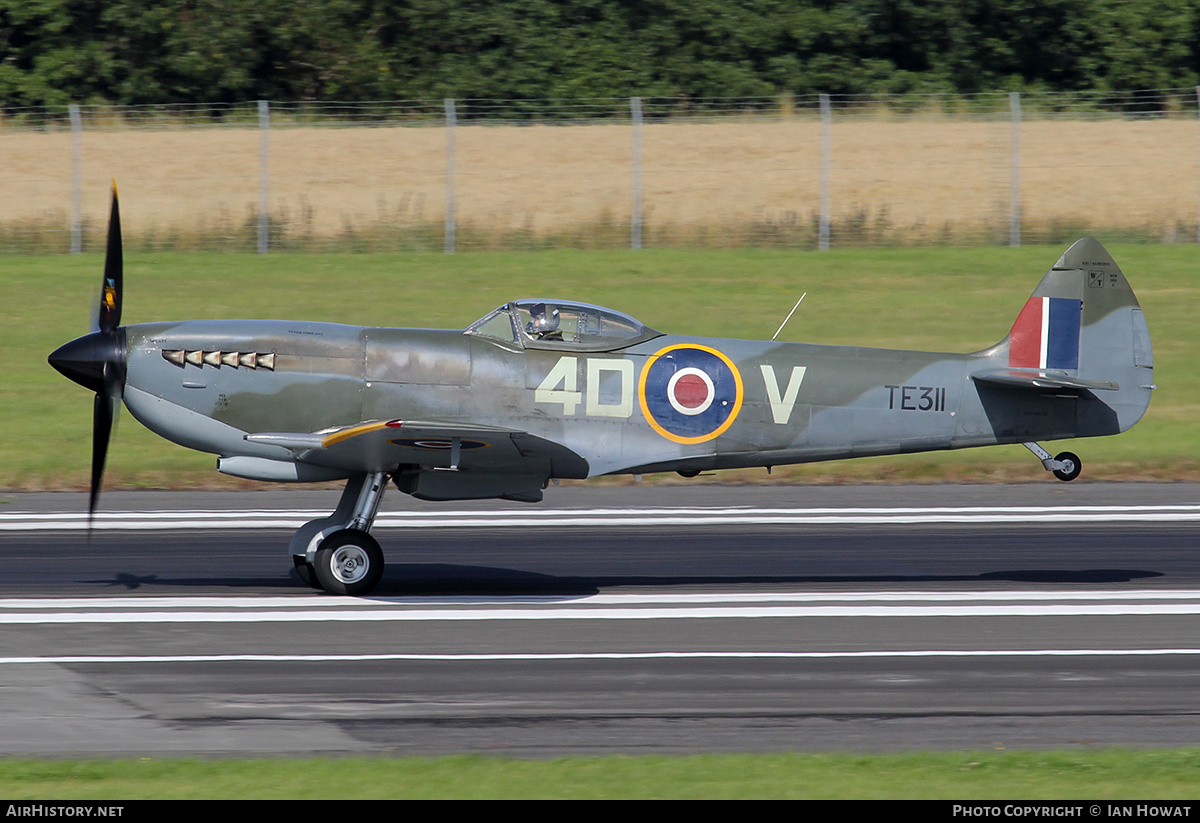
527,303 -> 560,334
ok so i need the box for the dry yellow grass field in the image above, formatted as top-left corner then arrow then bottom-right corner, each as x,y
2,116 -> 1196,247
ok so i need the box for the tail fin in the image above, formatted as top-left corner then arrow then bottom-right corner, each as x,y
1008,237 -> 1149,372
975,238 -> 1154,435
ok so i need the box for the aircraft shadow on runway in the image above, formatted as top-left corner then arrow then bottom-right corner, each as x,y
82,564 -> 1163,596
374,564 -> 1164,595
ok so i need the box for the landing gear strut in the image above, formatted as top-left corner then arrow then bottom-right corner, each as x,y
290,471 -> 388,595
1023,442 -> 1082,482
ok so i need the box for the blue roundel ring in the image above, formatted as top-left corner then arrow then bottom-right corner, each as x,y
637,344 -> 744,444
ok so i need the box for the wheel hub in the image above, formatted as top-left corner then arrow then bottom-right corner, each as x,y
331,544 -> 370,584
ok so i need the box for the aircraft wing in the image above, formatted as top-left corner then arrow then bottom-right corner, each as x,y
971,369 -> 1119,392
245,419 -> 590,479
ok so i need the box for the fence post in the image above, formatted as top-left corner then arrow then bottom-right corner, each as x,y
1195,87 -> 1200,244
69,104 -> 82,254
818,93 -> 831,251
1009,92 -> 1022,247
257,100 -> 269,254
631,97 -> 643,250
444,98 -> 457,254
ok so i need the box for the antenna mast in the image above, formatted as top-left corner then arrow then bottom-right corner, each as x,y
771,293 -> 807,341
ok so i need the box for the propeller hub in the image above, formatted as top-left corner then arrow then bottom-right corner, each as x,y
48,330 -> 126,395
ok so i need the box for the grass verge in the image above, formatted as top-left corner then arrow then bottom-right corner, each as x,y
2,751 -> 1200,799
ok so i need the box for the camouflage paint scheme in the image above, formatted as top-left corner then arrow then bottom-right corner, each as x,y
120,238 -> 1153,504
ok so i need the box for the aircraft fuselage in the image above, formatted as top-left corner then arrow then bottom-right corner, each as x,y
121,315 -> 1146,491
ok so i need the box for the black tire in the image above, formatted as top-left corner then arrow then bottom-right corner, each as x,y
313,529 -> 385,595
292,555 -> 321,589
1052,451 -> 1082,482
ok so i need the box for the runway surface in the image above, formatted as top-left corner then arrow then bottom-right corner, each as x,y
2,482 -> 1199,756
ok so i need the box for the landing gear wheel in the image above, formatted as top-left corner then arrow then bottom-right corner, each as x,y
1052,451 -> 1082,482
292,556 -> 321,589
313,529 -> 384,595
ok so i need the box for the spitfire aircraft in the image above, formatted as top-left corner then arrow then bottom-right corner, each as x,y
50,188 -> 1155,595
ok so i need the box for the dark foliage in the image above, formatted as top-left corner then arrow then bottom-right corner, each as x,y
1,1 -> 1196,106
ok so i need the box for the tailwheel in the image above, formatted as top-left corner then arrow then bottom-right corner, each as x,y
1052,451 -> 1082,482
313,529 -> 385,595
1024,442 -> 1083,483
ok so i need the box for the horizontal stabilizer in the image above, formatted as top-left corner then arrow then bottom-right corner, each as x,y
972,369 -> 1118,392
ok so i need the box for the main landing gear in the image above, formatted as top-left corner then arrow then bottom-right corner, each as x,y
291,471 -> 388,595
1023,442 -> 1082,482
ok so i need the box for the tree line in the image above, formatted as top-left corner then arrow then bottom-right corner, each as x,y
2,0 -> 1197,108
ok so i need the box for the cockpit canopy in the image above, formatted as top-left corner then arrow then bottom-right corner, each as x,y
466,299 -> 661,352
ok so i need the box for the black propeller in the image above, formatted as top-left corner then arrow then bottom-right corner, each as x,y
48,182 -> 126,520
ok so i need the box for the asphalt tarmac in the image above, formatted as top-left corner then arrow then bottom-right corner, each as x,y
2,482 -> 1199,756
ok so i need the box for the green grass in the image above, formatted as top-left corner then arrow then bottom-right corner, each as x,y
1,750 -> 1199,798
5,243 -> 1197,490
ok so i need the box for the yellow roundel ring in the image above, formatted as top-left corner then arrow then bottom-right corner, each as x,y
637,343 -> 744,445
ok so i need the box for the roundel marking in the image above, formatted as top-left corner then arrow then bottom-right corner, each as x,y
638,343 -> 744,444
667,368 -> 715,415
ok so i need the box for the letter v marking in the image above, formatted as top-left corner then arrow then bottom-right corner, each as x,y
760,365 -> 807,424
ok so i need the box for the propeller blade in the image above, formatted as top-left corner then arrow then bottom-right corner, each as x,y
89,391 -> 115,522
99,182 -> 122,334
50,181 -> 127,527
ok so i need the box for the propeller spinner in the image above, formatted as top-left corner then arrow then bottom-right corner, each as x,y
48,183 -> 126,519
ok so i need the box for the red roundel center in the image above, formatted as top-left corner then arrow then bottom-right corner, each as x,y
673,373 -> 710,408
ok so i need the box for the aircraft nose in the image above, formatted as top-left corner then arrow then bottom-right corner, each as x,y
49,331 -> 125,394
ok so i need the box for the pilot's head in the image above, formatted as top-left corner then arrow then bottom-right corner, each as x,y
528,303 -> 560,335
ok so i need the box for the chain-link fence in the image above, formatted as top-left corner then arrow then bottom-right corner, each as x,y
2,89 -> 1197,253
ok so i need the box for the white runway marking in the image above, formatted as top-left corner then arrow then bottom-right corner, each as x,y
3,649 -> 1200,664
4,504 -> 1200,531
6,589 -> 1200,609
6,592 -> 1200,664
4,590 -> 1200,623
